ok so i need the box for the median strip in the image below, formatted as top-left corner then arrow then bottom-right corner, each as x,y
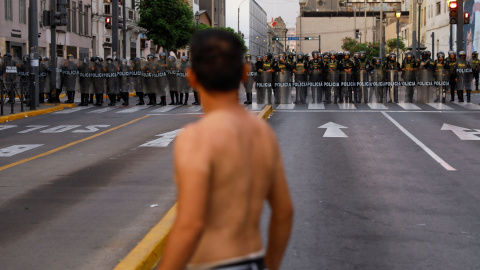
114,105 -> 273,270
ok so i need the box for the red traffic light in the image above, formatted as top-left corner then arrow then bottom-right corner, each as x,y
105,17 -> 112,29
464,12 -> 470,24
105,17 -> 111,24
449,0 -> 458,9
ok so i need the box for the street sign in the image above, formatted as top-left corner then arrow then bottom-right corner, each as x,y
441,124 -> 480,140
288,37 -> 300,41
318,122 -> 348,138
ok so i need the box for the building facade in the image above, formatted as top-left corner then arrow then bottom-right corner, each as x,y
0,0 -> 92,61
248,0 -> 267,56
199,0 -> 225,28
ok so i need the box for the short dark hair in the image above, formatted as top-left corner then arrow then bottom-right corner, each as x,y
190,29 -> 244,92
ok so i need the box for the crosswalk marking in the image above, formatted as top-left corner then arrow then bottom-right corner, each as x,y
116,105 -> 151,113
184,105 -> 202,112
338,103 -> 357,110
426,103 -> 454,110
53,107 -> 90,114
308,103 -> 325,110
88,107 -> 117,114
149,105 -> 180,113
454,102 -> 480,110
397,103 -> 421,110
367,103 -> 389,110
276,104 -> 295,110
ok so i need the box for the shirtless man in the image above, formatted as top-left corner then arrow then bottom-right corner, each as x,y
157,30 -> 293,270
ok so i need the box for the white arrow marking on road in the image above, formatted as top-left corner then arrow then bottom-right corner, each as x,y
0,125 -> 17,131
441,124 -> 480,140
318,122 -> 348,138
139,129 -> 183,147
0,144 -> 43,157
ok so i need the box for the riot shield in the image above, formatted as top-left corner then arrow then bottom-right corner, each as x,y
327,70 -> 339,103
18,61 -> 30,101
177,63 -> 189,94
91,61 -> 105,95
39,61 -> 48,94
434,69 -> 449,102
166,61 -> 177,93
339,71 -> 348,103
369,69 -> 384,103
56,57 -> 64,91
402,69 -> 416,103
3,57 -> 18,103
416,69 -> 434,103
273,70 -> 292,104
78,61 -> 91,94
143,61 -> 157,94
131,59 -> 142,94
386,70 -> 399,103
294,71 -> 307,104
456,68 -> 472,91
243,64 -> 255,94
357,70 -> 369,103
256,71 -> 272,104
117,62 -> 130,94
141,60 -> 149,95
309,70 -> 322,103
156,60 -> 168,97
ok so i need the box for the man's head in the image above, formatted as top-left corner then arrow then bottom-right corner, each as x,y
189,29 -> 246,92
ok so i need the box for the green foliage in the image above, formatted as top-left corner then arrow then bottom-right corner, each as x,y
341,37 -> 380,61
137,0 -> 194,51
386,38 -> 407,54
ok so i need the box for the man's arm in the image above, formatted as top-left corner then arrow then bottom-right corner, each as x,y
265,140 -> 294,270
157,126 -> 210,270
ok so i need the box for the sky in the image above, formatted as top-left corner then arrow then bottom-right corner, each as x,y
225,0 -> 300,30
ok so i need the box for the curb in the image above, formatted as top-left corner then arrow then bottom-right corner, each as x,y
0,105 -> 65,123
113,105 -> 274,270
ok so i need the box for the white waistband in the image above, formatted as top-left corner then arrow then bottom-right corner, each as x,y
186,250 -> 265,270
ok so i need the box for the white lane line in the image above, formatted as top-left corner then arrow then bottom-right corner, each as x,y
149,105 -> 180,113
338,103 -> 357,110
454,102 -> 480,110
426,103 -> 454,110
308,103 -> 325,110
381,112 -> 456,171
88,107 -> 117,113
53,107 -> 91,114
0,144 -> 43,157
367,103 -> 389,110
276,104 -> 295,110
397,103 -> 421,110
116,105 -> 151,113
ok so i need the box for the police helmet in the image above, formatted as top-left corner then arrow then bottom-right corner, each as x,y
23,55 -> 30,62
265,52 -> 273,61
472,51 -> 478,58
437,51 -> 445,60
389,53 -> 397,61
406,52 -> 414,60
159,52 -> 167,59
297,52 -> 304,60
147,54 -> 155,61
245,54 -> 251,62
168,55 -> 176,62
323,53 -> 329,60
425,50 -> 431,59
373,57 -> 382,65
106,55 -> 113,62
181,56 -> 188,62
448,51 -> 456,59
329,50 -> 336,56
359,51 -> 366,59
273,55 -> 279,62
100,57 -> 104,62
354,52 -> 360,59
459,51 -> 466,58
344,51 -> 350,56
43,57 -> 50,62
256,55 -> 263,62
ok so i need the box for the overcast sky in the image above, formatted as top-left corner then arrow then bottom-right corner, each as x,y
225,0 -> 299,30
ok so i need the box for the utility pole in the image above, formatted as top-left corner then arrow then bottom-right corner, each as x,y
456,0 -> 464,52
49,0 -> 67,100
112,0 -> 118,58
123,0 -> 127,58
380,0 -> 384,62
412,0 -> 417,59
28,0 -> 39,109
364,0 -> 367,42
319,35 -> 321,52
431,32 -> 434,58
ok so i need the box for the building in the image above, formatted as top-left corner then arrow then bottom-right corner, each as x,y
248,0 -> 268,56
286,27 -> 297,52
199,0 -> 225,28
0,0 -> 92,61
266,18 -> 285,54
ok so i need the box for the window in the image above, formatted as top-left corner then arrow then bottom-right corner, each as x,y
5,0 -> 12,21
437,2 -> 441,15
19,0 -> 27,24
72,1 -> 77,34
67,0 -> 71,32
105,4 -> 111,14
84,5 -> 89,36
79,4 -> 83,35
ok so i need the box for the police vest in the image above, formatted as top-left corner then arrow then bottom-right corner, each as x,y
436,61 -> 446,70
311,60 -> 321,70
448,60 -> 456,72
278,62 -> 287,71
471,59 -> 479,70
358,60 -> 367,70
296,62 -> 305,72
263,62 -> 271,70
404,61 -> 415,70
328,61 -> 338,70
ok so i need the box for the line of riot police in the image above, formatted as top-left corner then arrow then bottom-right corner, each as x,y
1,53 -> 200,107
242,49 -> 479,104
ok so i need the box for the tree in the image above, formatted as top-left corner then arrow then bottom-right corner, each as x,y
137,0 -> 194,52
386,38 -> 407,55
341,37 -> 380,61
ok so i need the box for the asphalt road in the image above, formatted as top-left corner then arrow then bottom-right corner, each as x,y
1,95 -> 480,269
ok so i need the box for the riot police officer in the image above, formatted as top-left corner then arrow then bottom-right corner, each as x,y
417,51 -> 435,103
272,52 -> 293,104
340,51 -> 355,103
401,52 -> 417,103
144,54 -> 158,106
132,57 -> 144,105
326,51 -> 340,104
258,52 -> 274,104
117,58 -> 132,106
446,51 -> 457,101
456,51 -> 471,102
62,54 -> 79,104
370,57 -> 384,103
356,51 -> 370,103
384,53 -> 401,103
91,55 -> 106,106
38,56 -> 48,103
470,51 -> 479,90
78,57 -> 91,106
434,51 -> 449,103
242,54 -> 255,105
293,52 -> 308,104
167,55 -> 179,105
1,53 -> 18,104
308,51 -> 323,103
177,56 -> 190,105
105,56 -> 119,106
157,52 -> 168,106
19,55 -> 30,103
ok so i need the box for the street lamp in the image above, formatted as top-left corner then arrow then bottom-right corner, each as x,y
417,0 -> 423,58
238,0 -> 247,34
359,32 -> 362,43
195,11 -> 200,31
396,9 -> 401,59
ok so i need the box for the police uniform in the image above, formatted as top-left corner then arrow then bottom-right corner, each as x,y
470,51 -> 479,90
326,53 -> 340,104
308,52 -> 323,103
434,52 -> 448,103
293,52 -> 308,104
401,53 -> 417,103
340,52 -> 355,103
91,56 -> 107,106
356,52 -> 370,103
446,52 -> 457,101
384,55 -> 400,103
261,55 -> 274,104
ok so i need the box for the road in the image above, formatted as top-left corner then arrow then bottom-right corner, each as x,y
1,97 -> 480,269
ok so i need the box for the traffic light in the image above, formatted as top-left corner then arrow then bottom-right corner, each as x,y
304,37 -> 313,40
449,0 -> 458,24
105,17 -> 112,29
272,37 -> 280,41
464,12 -> 470,24
355,29 -> 360,38
56,0 -> 67,26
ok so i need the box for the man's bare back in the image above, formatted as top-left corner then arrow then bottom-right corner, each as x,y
157,30 -> 292,270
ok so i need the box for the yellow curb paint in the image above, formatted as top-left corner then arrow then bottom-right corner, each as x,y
0,106 -> 64,124
114,108 -> 273,270
0,115 -> 150,173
